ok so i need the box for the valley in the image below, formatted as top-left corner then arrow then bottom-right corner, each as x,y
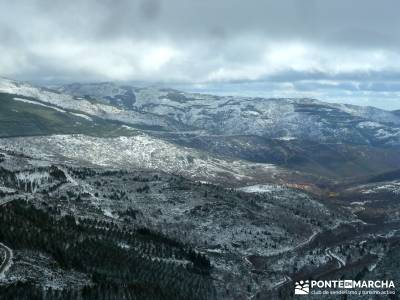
0,78 -> 399,299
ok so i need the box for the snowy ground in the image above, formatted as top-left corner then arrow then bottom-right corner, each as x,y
0,243 -> 13,279
0,134 -> 287,186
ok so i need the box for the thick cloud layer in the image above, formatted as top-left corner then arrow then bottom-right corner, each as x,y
0,0 -> 399,109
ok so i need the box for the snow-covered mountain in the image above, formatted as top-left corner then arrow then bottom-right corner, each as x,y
0,149 -> 354,299
57,82 -> 137,109
1,78 -> 400,146
0,78 -> 185,131
1,77 -> 400,182
56,81 -> 400,146
0,133 -> 308,186
0,78 -> 311,187
1,77 -> 400,299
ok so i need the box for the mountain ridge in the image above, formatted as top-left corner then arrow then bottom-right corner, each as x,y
1,78 -> 400,147
1,77 -> 400,181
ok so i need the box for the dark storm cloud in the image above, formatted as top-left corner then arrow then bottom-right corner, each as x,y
32,0 -> 396,48
0,0 -> 399,108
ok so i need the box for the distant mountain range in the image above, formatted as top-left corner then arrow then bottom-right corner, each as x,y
57,81 -> 400,146
1,77 -> 400,182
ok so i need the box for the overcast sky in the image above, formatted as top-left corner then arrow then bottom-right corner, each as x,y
1,0 -> 400,109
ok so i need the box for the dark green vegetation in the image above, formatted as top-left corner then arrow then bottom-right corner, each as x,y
0,93 -> 137,138
0,200 -> 215,300
337,187 -> 400,224
367,169 -> 400,183
0,151 -> 347,300
365,242 -> 400,300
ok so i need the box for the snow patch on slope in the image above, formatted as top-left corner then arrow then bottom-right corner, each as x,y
0,78 -> 173,129
238,184 -> 286,193
0,134 -> 282,184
